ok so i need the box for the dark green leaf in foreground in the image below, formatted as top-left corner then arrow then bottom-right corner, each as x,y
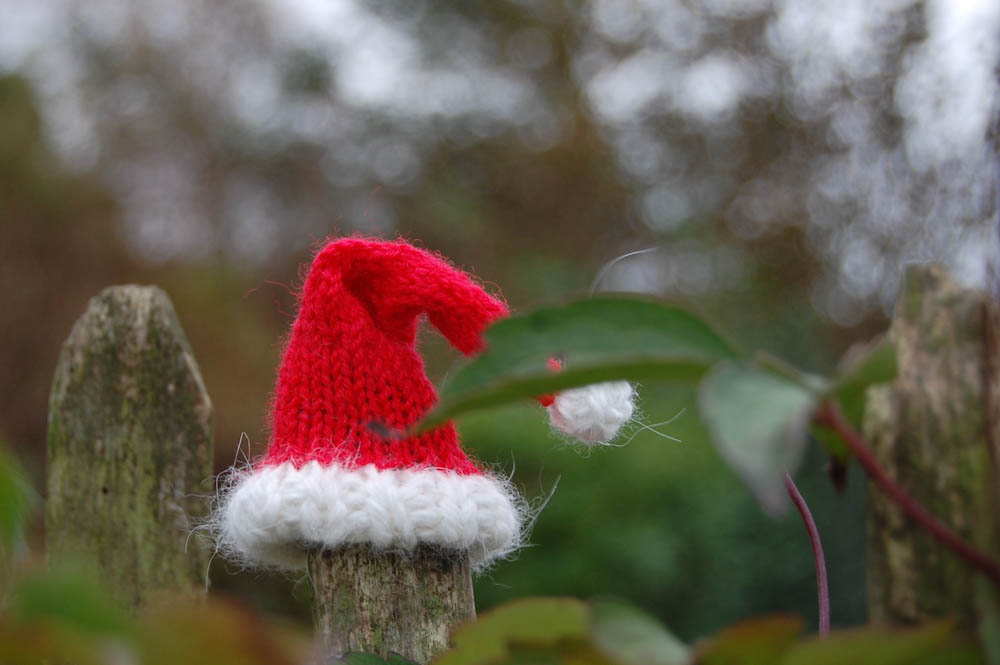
832,334 -> 897,403
12,567 -> 132,636
138,597 -> 309,665
0,445 -> 36,562
386,655 -> 423,665
699,362 -> 819,516
696,616 -> 980,665
697,614 -> 804,665
340,654 -> 412,665
341,655 -> 420,665
812,335 -> 897,460
422,298 -> 736,429
340,655 -> 389,665
433,598 -> 590,665
590,600 -> 689,665
778,621 -> 981,665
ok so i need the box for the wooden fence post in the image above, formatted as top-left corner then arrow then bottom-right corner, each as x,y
308,545 -> 475,663
46,285 -> 214,611
863,265 -> 1000,632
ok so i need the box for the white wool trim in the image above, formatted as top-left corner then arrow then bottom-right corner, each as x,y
216,461 -> 522,571
548,381 -> 635,444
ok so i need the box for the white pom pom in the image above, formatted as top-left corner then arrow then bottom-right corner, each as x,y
548,381 -> 635,444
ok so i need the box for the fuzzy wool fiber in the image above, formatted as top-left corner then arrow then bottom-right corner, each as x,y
548,381 -> 635,443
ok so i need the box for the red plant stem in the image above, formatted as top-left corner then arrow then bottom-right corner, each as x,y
814,401 -> 1000,588
784,472 -> 830,636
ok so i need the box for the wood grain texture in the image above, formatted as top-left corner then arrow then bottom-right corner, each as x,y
308,545 -> 475,664
46,285 -> 213,610
863,265 -> 1000,629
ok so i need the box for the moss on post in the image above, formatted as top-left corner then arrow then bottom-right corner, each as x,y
308,545 -> 475,663
864,265 -> 1000,631
46,285 -> 213,610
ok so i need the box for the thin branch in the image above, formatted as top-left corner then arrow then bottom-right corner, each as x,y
784,472 -> 830,636
814,401 -> 1000,588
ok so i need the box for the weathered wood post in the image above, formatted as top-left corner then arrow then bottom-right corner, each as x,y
863,265 -> 1000,634
308,545 -> 476,663
46,285 -> 213,610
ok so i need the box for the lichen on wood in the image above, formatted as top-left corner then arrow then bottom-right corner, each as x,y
308,545 -> 475,664
46,285 -> 214,610
863,265 -> 1000,630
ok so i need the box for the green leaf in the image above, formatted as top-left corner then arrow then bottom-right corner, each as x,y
0,445 -> 36,561
811,336 -> 896,461
0,623 -> 112,665
433,597 -> 590,665
778,621 -> 981,665
12,566 -> 132,636
832,335 -> 897,447
697,615 -> 804,665
340,654 -> 392,665
809,424 -> 850,462
386,655 -> 422,665
137,597 -> 310,665
833,335 -> 897,401
345,655 -> 419,665
422,298 -> 737,429
698,362 -> 819,516
500,644 -> 617,664
589,600 -> 689,665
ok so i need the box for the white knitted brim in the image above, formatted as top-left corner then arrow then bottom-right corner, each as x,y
216,461 -> 523,570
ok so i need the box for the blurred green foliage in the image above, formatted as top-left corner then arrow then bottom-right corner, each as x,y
418,295 -> 892,639
354,598 -> 979,665
0,572 -> 312,665
462,386 -> 867,640
0,445 -> 35,570
1,65 -> 874,643
1,0 -> 994,657
343,654 -> 421,665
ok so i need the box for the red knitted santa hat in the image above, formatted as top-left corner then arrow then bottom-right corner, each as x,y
217,236 -> 634,570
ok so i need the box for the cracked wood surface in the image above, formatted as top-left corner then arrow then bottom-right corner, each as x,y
864,265 -> 1000,630
308,545 -> 475,664
46,285 -> 213,610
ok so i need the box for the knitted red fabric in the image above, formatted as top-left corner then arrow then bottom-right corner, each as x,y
259,237 -> 509,475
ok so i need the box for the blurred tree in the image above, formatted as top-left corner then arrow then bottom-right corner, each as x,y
5,0 -> 991,325
0,75 -> 137,462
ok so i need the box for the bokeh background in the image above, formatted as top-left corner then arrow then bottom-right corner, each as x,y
2,0 -> 998,642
